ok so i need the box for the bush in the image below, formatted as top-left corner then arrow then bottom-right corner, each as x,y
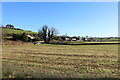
12,34 -> 22,41
12,34 -> 20,41
21,33 -> 28,42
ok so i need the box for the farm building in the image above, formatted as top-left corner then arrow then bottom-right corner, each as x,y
58,36 -> 79,41
27,34 -> 36,42
65,37 -> 71,41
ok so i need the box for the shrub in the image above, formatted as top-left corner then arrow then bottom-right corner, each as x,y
12,34 -> 19,41
12,34 -> 22,41
21,33 -> 28,42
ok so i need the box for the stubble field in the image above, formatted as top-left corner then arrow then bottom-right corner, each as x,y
2,44 -> 119,78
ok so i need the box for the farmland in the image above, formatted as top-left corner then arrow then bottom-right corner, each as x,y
2,44 -> 119,78
1,28 -> 38,35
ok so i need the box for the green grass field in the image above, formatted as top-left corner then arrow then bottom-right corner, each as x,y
1,28 -> 38,34
2,44 -> 119,78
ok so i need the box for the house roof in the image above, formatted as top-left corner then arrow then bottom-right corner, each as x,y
27,35 -> 35,39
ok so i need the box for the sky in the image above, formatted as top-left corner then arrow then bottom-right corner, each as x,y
2,2 -> 118,37
1,0 -> 119,2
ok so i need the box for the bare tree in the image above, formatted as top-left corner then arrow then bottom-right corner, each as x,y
38,25 -> 48,43
48,27 -> 59,42
38,25 -> 58,43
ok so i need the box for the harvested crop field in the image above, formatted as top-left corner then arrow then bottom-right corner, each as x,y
2,44 -> 119,78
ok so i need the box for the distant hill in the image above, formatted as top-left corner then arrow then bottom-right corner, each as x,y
1,27 -> 38,34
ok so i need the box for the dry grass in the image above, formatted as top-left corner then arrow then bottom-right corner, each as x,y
2,44 -> 119,78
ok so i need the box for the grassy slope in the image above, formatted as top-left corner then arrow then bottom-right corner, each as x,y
2,44 -> 119,78
1,28 -> 38,34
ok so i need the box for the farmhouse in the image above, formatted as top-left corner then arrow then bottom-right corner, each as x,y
71,37 -> 77,41
27,34 -> 35,39
27,34 -> 36,42
65,37 -> 71,41
71,37 -> 79,41
62,36 -> 79,41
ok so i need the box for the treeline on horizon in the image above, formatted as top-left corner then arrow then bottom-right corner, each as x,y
1,24 -> 120,43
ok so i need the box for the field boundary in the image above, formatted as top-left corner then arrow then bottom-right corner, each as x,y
49,42 -> 120,45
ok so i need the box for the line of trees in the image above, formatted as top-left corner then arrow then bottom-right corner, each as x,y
3,24 -> 118,43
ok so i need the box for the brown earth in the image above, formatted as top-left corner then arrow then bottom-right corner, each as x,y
2,40 -> 34,45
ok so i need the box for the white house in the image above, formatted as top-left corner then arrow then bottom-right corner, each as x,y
27,35 -> 35,39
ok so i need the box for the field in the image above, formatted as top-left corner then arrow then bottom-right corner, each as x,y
1,28 -> 38,34
2,44 -> 119,78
